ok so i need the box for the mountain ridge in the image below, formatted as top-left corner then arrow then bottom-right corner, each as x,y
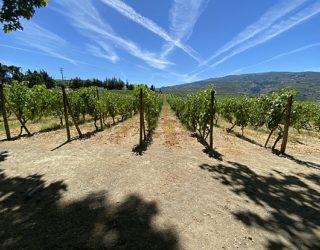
162,72 -> 320,100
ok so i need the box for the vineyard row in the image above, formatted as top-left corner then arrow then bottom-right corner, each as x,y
168,88 -> 320,154
0,81 -> 162,144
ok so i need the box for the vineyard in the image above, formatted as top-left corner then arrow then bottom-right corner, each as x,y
0,82 -> 162,146
2,0 -> 320,248
1,82 -> 320,154
168,88 -> 320,153
1,83 -> 320,249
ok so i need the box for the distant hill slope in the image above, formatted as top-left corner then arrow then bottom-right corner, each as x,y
162,72 -> 320,100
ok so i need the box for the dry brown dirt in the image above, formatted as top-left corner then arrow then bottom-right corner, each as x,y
1,102 -> 320,249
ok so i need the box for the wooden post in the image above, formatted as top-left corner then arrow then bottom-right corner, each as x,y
96,88 -> 103,131
142,113 -> 146,140
139,88 -> 143,146
4,97 -> 31,136
0,84 -> 11,140
280,95 -> 293,154
264,129 -> 274,148
13,111 -> 31,135
65,90 -> 83,138
61,86 -> 71,142
142,95 -> 146,140
209,90 -> 215,149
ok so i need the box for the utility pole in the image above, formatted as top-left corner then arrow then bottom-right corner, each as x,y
60,68 -> 64,82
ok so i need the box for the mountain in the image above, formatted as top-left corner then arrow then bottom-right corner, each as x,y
161,72 -> 320,100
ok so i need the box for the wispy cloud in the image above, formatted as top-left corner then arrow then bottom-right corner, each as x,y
214,2 -> 320,66
55,0 -> 172,69
52,0 -> 118,64
12,21 -> 76,64
86,44 -> 119,63
136,63 -> 191,83
102,31 -> 174,69
0,44 -> 109,72
100,0 -> 201,62
161,0 -> 209,58
229,42 -> 320,75
0,44 -> 53,57
190,1 -> 320,78
200,0 -> 308,67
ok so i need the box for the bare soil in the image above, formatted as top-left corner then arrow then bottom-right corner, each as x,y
1,102 -> 320,249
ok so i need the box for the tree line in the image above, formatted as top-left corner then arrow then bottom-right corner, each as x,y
66,77 -> 134,90
0,63 -> 152,90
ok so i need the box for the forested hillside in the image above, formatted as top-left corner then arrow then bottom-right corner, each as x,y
162,72 -> 320,100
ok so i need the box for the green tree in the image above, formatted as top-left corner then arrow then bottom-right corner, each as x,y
23,69 -> 55,88
0,0 -> 48,32
0,63 -> 23,83
92,78 -> 103,88
84,79 -> 92,88
24,70 -> 42,87
70,77 -> 84,89
127,84 -> 134,90
39,70 -> 55,89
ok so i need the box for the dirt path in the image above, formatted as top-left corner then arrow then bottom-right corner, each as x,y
1,101 -> 320,249
154,103 -> 185,147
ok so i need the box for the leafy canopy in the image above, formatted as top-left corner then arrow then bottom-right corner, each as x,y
0,0 -> 48,32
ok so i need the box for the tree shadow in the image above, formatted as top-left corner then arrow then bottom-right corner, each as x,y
191,133 -> 223,161
294,139 -> 307,145
38,123 -> 64,133
105,116 -> 130,129
81,116 -> 131,140
132,133 -> 153,156
50,139 -> 75,151
297,172 -> 320,186
0,123 -> 62,142
51,117 -> 132,151
283,153 -> 320,170
234,133 -> 264,148
2,116 -> 129,144
0,151 -> 9,162
81,128 -> 103,139
30,117 -> 95,135
0,170 -> 180,249
272,149 -> 320,170
50,129 -> 104,151
50,130 -> 105,151
199,161 -> 320,249
0,133 -> 32,142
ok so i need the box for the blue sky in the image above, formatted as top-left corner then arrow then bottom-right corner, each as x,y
1,0 -> 320,86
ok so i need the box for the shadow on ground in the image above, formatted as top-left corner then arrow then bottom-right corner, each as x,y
199,161 -> 320,249
297,172 -> 320,186
284,153 -> 320,170
50,118 -> 130,151
272,149 -> 320,170
132,133 -> 153,156
0,151 -> 9,162
0,170 -> 179,249
0,134 -> 32,142
234,133 -> 264,148
191,133 -> 223,161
